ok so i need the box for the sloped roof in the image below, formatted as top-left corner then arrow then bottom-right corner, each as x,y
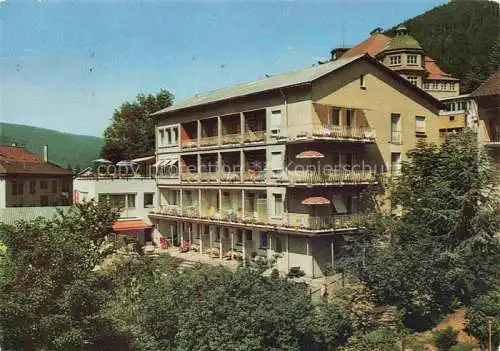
424,57 -> 458,81
152,54 -> 444,116
112,219 -> 153,232
0,206 -> 70,225
470,71 -> 500,97
151,55 -> 365,115
342,34 -> 391,58
0,146 -> 72,176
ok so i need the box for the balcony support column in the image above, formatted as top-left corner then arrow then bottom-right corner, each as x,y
240,150 -> 244,180
286,234 -> 290,272
179,189 -> 183,216
209,225 -> 213,249
218,188 -> 222,217
241,189 -> 245,219
198,188 -> 202,216
170,223 -> 174,247
240,112 -> 245,143
179,222 -> 184,244
219,227 -> 223,261
197,120 -> 201,148
231,231 -> 234,255
242,232 -> 246,267
199,224 -> 203,255
217,116 -> 222,145
330,239 -> 335,273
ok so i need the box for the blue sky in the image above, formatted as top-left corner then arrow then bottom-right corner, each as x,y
1,0 -> 447,137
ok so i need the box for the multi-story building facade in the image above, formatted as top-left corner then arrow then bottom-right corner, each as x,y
73,156 -> 156,244
149,54 -> 443,277
437,94 -> 473,141
0,145 -> 73,208
470,71 -> 500,169
335,26 -> 460,99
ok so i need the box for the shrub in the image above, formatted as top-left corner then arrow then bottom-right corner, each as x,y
287,266 -> 305,278
433,327 -> 458,351
466,291 -> 500,349
449,343 -> 474,351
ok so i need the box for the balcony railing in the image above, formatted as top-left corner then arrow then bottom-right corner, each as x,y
287,170 -> 375,185
220,171 -> 241,183
199,136 -> 219,147
181,172 -> 199,182
199,171 -> 219,182
181,139 -> 197,149
243,170 -> 266,183
151,206 -> 363,232
311,125 -> 375,141
244,130 -> 266,143
221,134 -> 242,145
156,205 -> 181,216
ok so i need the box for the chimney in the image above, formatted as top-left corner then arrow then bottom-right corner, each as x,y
330,47 -> 350,61
11,142 -> 17,147
43,145 -> 48,162
370,27 -> 383,36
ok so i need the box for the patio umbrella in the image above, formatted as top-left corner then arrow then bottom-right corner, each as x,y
92,158 -> 113,164
301,196 -> 331,205
295,150 -> 325,159
116,160 -> 137,167
302,196 -> 331,223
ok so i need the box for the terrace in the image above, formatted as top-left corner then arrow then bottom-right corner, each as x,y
199,153 -> 219,182
243,109 -> 267,144
180,155 -> 198,182
180,121 -> 198,149
200,118 -> 219,148
221,113 -> 242,146
220,151 -> 241,183
243,149 -> 266,183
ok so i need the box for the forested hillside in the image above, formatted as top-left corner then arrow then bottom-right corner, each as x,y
0,122 -> 103,169
388,0 -> 499,92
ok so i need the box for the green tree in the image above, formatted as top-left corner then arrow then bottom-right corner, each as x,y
101,89 -> 174,162
350,131 -> 500,329
0,201 -> 121,350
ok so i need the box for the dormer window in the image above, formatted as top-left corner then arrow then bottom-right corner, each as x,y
407,54 -> 418,65
407,76 -> 418,86
389,55 -> 401,66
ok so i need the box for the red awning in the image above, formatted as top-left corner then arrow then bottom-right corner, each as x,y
112,219 -> 153,232
296,150 -> 325,159
301,196 -> 331,205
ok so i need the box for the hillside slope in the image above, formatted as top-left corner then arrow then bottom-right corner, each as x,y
0,123 -> 103,169
388,0 -> 499,92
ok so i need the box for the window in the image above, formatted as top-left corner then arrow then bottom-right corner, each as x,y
159,129 -> 165,146
173,127 -> 179,144
275,236 -> 283,253
127,194 -> 136,209
331,108 -> 340,126
40,180 -> 48,189
271,152 -> 283,176
51,180 -> 57,193
166,129 -> 172,144
144,193 -> 154,208
407,76 -> 418,86
236,230 -> 243,245
245,230 -> 252,241
359,74 -> 365,88
12,181 -> 17,196
18,182 -> 24,195
442,82 -> 449,91
260,232 -> 269,248
391,113 -> 401,144
346,109 -> 354,127
62,180 -> 70,192
423,82 -> 430,90
391,153 -> 401,174
449,116 -> 455,121
416,116 -> 426,135
432,81 -> 439,90
389,55 -> 401,65
40,195 -> 49,206
29,181 -> 36,194
344,153 -> 355,170
407,54 -> 418,65
273,193 -> 283,217
270,109 -> 282,134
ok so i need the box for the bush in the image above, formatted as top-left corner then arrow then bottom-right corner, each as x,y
466,291 -> 500,349
449,343 -> 474,351
287,266 -> 305,278
433,327 -> 458,351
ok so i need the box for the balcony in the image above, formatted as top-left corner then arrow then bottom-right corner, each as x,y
156,205 -> 181,216
243,170 -> 266,183
199,172 -> 219,182
182,206 -> 200,218
181,173 -> 199,182
244,130 -> 266,143
199,136 -> 219,148
309,125 -> 375,142
286,170 -> 376,185
485,129 -> 500,147
181,139 -> 197,149
221,134 -> 242,146
286,214 -> 362,230
220,171 -> 241,183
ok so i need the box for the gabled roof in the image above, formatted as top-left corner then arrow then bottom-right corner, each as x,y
424,57 -> 458,81
470,71 -> 500,98
152,54 -> 443,116
152,55 -> 364,116
0,146 -> 72,176
342,34 -> 391,58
